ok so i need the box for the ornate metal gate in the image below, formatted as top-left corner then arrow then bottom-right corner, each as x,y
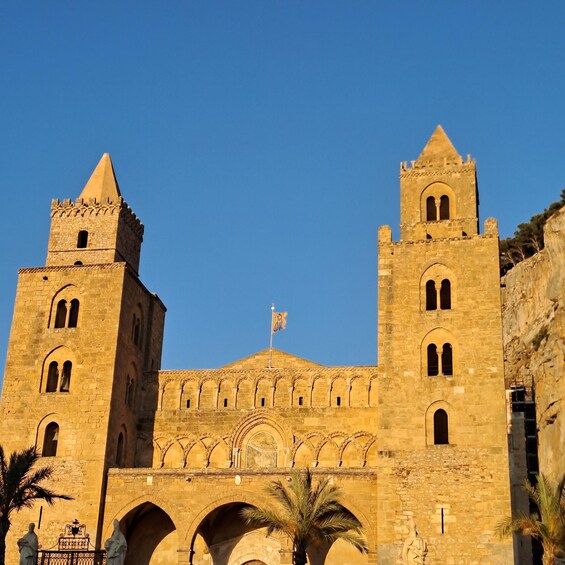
36,520 -> 107,565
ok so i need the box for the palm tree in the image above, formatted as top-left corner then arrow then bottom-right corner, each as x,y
498,473 -> 565,565
241,468 -> 368,565
0,445 -> 72,565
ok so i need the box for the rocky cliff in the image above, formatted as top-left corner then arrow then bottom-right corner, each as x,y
502,207 -> 565,481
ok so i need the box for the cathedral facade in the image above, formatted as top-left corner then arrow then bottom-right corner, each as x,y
0,128 -> 516,564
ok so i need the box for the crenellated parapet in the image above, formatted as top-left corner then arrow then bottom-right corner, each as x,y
50,196 -> 144,239
400,159 -> 475,177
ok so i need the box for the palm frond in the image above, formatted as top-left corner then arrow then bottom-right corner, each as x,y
326,530 -> 369,553
315,511 -> 363,534
240,505 -> 292,538
0,445 -> 72,526
498,473 -> 565,562
251,467 -> 367,561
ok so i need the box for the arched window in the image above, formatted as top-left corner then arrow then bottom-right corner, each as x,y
54,300 -> 67,328
125,376 -> 135,408
43,423 -> 59,456
68,299 -> 80,328
116,433 -> 125,467
426,196 -> 437,221
133,319 -> 140,346
60,361 -> 72,392
434,409 -> 449,444
46,362 -> 59,392
439,195 -> 450,220
425,280 -> 437,310
132,310 -> 142,348
77,230 -> 88,249
440,279 -> 451,310
441,344 -> 453,376
427,344 -> 439,376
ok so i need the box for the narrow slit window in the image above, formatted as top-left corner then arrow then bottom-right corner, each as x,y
440,279 -> 451,310
298,396 -> 303,406
125,376 -> 131,406
42,422 -> 59,456
427,344 -> 439,376
425,280 -> 437,310
434,409 -> 449,445
68,299 -> 80,327
426,196 -> 437,221
223,398 -> 228,408
261,397 -> 265,407
133,318 -> 141,347
439,195 -> 450,220
54,300 -> 67,328
77,230 -> 88,249
186,399 -> 191,409
116,433 -> 125,467
336,396 -> 341,407
442,343 -> 453,376
126,379 -> 135,408
60,361 -> 72,392
46,361 -> 59,392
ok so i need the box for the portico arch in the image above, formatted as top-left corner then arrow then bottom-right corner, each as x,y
112,501 -> 178,565
189,500 -> 282,565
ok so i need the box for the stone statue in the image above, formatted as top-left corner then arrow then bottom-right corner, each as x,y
402,518 -> 428,565
17,523 -> 38,565
105,519 -> 127,565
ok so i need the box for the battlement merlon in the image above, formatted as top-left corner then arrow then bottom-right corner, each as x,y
378,217 -> 499,244
50,196 -> 145,240
400,156 -> 475,175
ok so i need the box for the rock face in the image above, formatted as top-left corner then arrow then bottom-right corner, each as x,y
502,207 -> 565,481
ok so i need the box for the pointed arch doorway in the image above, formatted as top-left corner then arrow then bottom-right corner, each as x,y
190,502 -> 281,565
118,501 -> 178,565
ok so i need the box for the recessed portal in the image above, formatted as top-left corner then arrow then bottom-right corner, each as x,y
119,502 -> 177,565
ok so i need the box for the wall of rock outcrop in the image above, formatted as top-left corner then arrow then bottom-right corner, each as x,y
502,207 -> 565,482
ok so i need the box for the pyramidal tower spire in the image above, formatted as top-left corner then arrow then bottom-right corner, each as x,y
47,154 -> 143,273
397,125 -> 480,241
414,125 -> 462,166
79,153 -> 121,203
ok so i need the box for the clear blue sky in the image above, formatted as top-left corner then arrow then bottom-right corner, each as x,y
1,2 -> 564,377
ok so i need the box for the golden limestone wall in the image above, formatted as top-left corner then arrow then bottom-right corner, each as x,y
0,133 -> 517,565
137,364 -> 378,470
0,260 -> 165,562
98,353 -> 380,565
103,469 -> 377,565
0,264 -> 126,560
376,229 -> 512,564
47,198 -> 143,273
374,134 -> 513,564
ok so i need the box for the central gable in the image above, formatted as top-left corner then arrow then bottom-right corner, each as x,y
221,348 -> 322,369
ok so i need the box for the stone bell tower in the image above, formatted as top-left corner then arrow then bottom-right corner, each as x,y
0,154 -> 166,558
375,127 -> 514,563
